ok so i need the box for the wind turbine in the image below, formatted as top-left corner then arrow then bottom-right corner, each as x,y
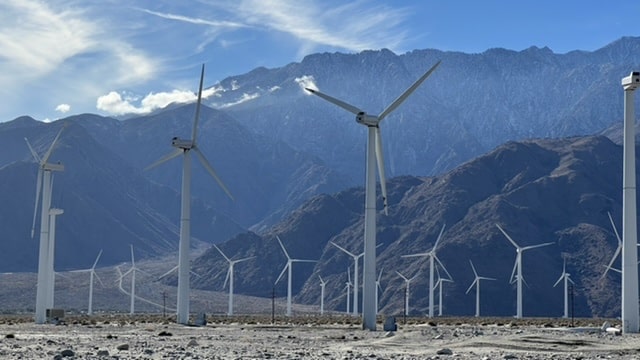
603,212 -> 623,278
396,270 -> 418,316
46,207 -> 63,309
344,267 -> 352,314
25,126 -> 64,324
553,257 -> 574,318
118,245 -> 145,315
319,275 -> 326,315
274,236 -> 317,317
402,224 -> 451,318
213,244 -> 254,316
496,224 -> 554,319
306,60 -> 441,330
435,266 -> 453,317
71,250 -> 104,315
145,64 -> 233,325
331,242 -> 381,315
465,260 -> 495,317
375,267 -> 383,315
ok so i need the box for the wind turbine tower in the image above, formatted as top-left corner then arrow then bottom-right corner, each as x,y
213,244 -> 254,316
274,236 -> 317,317
46,207 -> 63,309
621,71 -> 640,333
306,60 -> 441,330
396,270 -> 418,316
496,224 -> 553,319
25,126 -> 64,324
402,224 -> 451,318
553,257 -> 574,319
345,267 -> 353,313
465,260 -> 495,317
319,276 -> 326,315
145,64 -> 234,325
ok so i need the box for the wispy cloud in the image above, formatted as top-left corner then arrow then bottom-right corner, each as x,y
139,8 -> 249,29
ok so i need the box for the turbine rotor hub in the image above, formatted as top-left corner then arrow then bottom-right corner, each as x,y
356,113 -> 379,126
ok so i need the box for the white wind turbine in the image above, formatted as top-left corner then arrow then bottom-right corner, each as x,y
25,126 -> 65,324
344,267 -> 353,314
496,224 -> 554,319
274,236 -> 317,317
330,241 -> 381,315
396,270 -> 418,316
435,267 -> 453,317
46,207 -> 63,309
213,244 -> 254,316
402,224 -> 451,318
603,212 -> 623,278
145,64 -> 233,325
375,267 -> 383,315
118,245 -> 145,315
465,260 -> 495,317
553,257 -> 574,318
319,275 -> 326,315
306,60 -> 441,330
71,250 -> 104,315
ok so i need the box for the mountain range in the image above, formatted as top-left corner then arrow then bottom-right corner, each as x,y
0,37 -> 639,316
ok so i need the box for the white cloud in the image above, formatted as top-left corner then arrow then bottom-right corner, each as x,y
97,85 -> 226,115
55,104 -> 71,113
215,92 -> 261,108
295,75 -> 318,92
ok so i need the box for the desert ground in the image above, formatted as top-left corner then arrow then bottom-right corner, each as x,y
0,314 -> 636,359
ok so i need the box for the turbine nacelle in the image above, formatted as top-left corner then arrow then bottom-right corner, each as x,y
42,163 -> 64,172
356,113 -> 380,127
171,137 -> 194,150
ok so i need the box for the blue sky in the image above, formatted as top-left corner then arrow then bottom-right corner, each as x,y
1,0 -> 638,122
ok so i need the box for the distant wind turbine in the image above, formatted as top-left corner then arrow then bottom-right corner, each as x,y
553,257 -> 574,319
71,250 -> 104,315
274,236 -> 317,317
375,267 -> 384,315
319,275 -> 326,315
402,224 -> 451,318
465,260 -> 495,317
396,270 -> 418,316
305,60 -> 441,330
25,126 -> 65,324
603,212 -> 623,278
213,244 -> 254,316
345,267 -> 353,314
331,242 -> 381,315
435,266 -> 453,317
496,224 -> 554,319
118,245 -> 145,315
145,64 -> 233,325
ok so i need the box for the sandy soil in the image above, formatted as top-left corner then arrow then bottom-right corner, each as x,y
0,315 -> 636,359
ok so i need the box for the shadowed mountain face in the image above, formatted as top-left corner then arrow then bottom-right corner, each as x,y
193,135 -> 626,317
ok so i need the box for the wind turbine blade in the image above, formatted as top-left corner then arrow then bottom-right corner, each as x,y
396,271 -> 408,281
434,255 -> 452,280
567,276 -> 575,285
94,271 -> 105,287
276,236 -> 290,260
234,256 -> 255,264
318,275 -> 324,284
374,127 -> 388,215
193,147 -> 234,201
510,259 -> 518,284
304,88 -> 363,115
496,224 -> 520,249
602,246 -> 622,279
30,168 -> 43,238
192,64 -> 205,143
465,279 -> 477,294
158,265 -> 178,280
24,138 -> 41,163
331,241 -> 355,257
91,250 -> 103,270
521,275 -> 530,288
401,253 -> 429,258
522,242 -> 554,251
469,260 -> 479,277
275,264 -> 288,285
432,223 -> 447,252
41,126 -> 65,163
144,149 -> 183,171
213,244 -> 231,262
377,267 -> 384,282
553,274 -> 564,287
377,60 -> 441,121
347,267 -> 352,284
223,268 -> 230,289
479,277 -> 496,281
292,259 -> 318,264
130,245 -> 135,266
608,212 -> 622,245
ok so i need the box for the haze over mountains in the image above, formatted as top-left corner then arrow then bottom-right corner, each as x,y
0,37 -> 639,316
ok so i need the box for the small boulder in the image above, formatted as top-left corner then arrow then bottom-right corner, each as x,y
437,348 -> 453,355
116,343 -> 129,351
60,349 -> 75,357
